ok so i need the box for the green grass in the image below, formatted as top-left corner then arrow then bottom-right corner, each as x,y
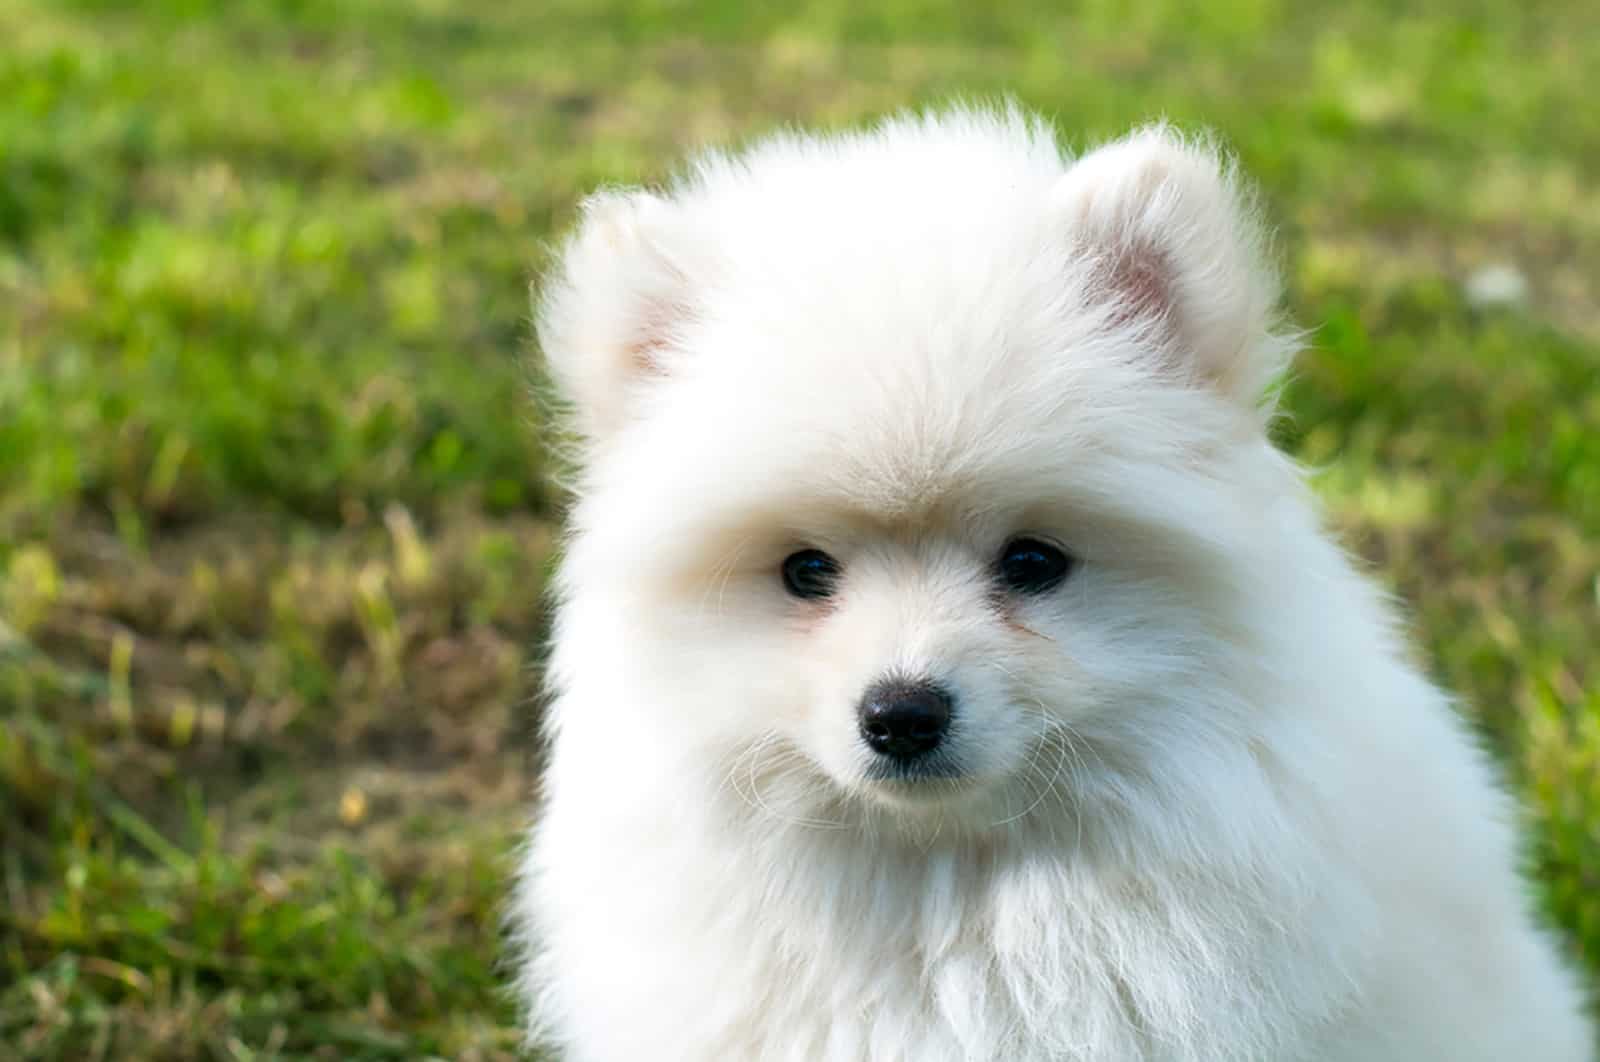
2,0 -> 1596,1057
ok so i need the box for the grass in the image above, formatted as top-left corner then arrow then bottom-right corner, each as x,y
1,0 -> 1596,1057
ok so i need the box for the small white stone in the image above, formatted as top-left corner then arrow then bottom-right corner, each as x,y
1464,263 -> 1529,308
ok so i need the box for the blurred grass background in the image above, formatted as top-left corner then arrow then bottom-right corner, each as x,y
1,0 -> 1596,1058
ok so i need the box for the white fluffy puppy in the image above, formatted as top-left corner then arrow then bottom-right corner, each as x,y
515,107 -> 1594,1061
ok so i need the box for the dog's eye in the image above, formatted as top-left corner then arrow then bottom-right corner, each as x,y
782,549 -> 842,600
997,538 -> 1074,595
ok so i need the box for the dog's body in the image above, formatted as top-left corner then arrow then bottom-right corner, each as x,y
515,108 -> 1593,1061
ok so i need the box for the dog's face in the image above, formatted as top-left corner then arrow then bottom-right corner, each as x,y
540,113 -> 1291,834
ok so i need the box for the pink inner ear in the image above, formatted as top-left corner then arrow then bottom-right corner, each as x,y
1099,242 -> 1174,337
623,331 -> 668,378
623,297 -> 689,378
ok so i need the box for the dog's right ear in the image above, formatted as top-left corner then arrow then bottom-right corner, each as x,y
535,189 -> 699,442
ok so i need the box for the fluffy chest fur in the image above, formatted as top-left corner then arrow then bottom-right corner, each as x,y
528,764 -> 1368,1062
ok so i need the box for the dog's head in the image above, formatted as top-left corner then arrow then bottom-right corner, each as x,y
537,110 -> 1296,836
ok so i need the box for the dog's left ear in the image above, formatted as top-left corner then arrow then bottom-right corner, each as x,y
1052,125 -> 1288,403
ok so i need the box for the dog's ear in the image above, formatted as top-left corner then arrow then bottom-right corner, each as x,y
1052,125 -> 1288,403
535,189 -> 700,442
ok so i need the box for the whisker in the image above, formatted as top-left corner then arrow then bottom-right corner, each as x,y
991,702 -> 1071,828
735,732 -> 849,831
697,536 -> 754,618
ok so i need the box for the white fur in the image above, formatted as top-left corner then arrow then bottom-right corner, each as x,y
515,106 -> 1594,1061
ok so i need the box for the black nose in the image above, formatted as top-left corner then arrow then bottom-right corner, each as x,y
859,678 -> 953,762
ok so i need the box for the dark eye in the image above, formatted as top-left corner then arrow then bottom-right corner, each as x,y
782,549 -> 841,600
997,538 -> 1074,595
